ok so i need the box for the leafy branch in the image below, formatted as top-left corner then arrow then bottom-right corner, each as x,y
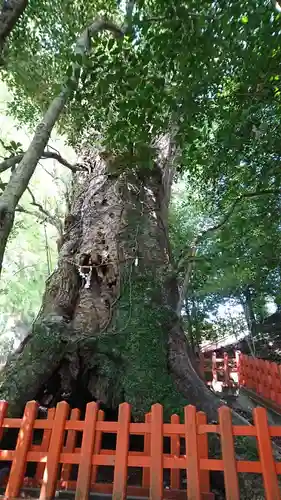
176,188 -> 281,315
196,189 -> 281,244
0,150 -> 78,174
16,186 -> 63,237
0,16 -> 125,276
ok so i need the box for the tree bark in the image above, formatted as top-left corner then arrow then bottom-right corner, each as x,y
0,18 -> 123,277
241,286 -> 257,356
242,286 -> 257,333
0,142 -> 222,420
0,0 -> 28,60
184,301 -> 194,349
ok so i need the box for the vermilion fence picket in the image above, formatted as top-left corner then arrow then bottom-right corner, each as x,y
253,407 -> 280,500
0,400 -> 281,499
91,408 -> 105,485
35,407 -> 55,482
142,412 -> 151,488
170,413 -> 180,490
112,402 -> 130,499
219,407 -> 239,500
239,353 -> 281,407
200,351 -> 281,412
61,407 -> 79,482
200,352 -> 239,388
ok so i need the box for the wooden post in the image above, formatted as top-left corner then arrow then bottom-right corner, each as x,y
235,351 -> 240,386
75,402 -> 98,500
269,362 -> 280,404
241,354 -> 250,388
39,401 -> 69,500
264,360 -> 271,400
150,404 -> 163,500
185,405 -> 201,500
142,412 -> 151,488
170,414 -> 180,489
112,403 -> 131,500
218,406 -> 239,500
61,408 -> 80,482
35,407 -> 56,481
0,400 -> 8,441
256,358 -> 263,395
224,352 -> 230,386
91,409 -> 105,485
196,412 -> 210,494
253,407 -> 279,500
277,365 -> 281,406
212,352 -> 217,385
5,401 -> 38,499
238,353 -> 244,386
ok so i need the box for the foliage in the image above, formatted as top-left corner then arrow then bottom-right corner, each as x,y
3,0 -> 280,156
2,0 -> 281,354
170,169 -> 281,346
0,82 -> 72,360
0,210 -> 58,360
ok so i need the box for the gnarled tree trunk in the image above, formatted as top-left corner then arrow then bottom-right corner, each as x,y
0,139 -> 221,420
0,0 -> 28,60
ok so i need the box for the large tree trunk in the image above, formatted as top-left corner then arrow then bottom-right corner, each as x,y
0,141 -> 221,420
0,0 -> 28,61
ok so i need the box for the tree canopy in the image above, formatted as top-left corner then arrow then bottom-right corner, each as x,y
1,0 -> 281,356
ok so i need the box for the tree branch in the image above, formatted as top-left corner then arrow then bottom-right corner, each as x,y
137,1 -> 243,26
0,16 -> 124,276
176,188 -> 281,316
16,204 -> 49,223
0,150 -> 78,174
176,245 -> 197,316
16,187 -> 63,236
196,189 -> 281,244
27,187 -> 63,234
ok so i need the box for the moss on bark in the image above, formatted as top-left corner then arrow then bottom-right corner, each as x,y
0,315 -> 69,415
84,270 -> 185,419
0,150 -> 218,421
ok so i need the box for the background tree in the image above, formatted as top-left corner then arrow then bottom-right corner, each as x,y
0,0 -> 281,429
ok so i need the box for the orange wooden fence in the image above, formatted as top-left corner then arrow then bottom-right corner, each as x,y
200,349 -> 281,414
239,353 -> 281,406
0,400 -> 281,499
199,351 -> 239,387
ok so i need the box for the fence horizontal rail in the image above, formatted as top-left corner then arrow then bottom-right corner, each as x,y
199,351 -> 239,390
200,351 -> 281,410
0,400 -> 280,499
239,353 -> 281,407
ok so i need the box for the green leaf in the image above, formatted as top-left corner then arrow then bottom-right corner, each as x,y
107,38 -> 115,52
241,16 -> 248,24
66,65 -> 73,78
74,67 -> 80,81
75,53 -> 83,65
